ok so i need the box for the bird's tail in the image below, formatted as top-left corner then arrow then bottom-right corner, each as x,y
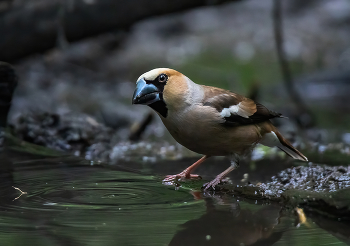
274,130 -> 308,162
259,121 -> 308,162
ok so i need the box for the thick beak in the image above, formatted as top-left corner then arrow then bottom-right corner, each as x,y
132,78 -> 161,105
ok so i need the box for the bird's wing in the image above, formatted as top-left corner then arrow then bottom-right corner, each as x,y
201,86 -> 283,126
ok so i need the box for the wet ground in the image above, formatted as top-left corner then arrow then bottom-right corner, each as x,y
1,136 -> 350,246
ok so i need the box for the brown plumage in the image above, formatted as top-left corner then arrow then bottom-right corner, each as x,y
202,86 -> 283,126
132,68 -> 308,190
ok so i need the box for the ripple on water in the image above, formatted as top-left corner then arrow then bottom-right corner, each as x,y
0,158 -> 206,246
0,162 -> 197,212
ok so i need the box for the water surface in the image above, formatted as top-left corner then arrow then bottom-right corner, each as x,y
0,149 -> 348,246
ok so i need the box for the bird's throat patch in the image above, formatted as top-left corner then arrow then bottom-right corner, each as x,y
149,100 -> 168,118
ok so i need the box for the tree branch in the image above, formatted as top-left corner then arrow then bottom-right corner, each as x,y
272,0 -> 314,127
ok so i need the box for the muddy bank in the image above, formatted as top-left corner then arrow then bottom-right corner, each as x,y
258,164 -> 350,193
208,164 -> 350,219
8,112 -> 197,162
11,112 -> 114,154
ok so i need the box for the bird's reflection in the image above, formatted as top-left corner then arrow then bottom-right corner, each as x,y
169,197 -> 283,246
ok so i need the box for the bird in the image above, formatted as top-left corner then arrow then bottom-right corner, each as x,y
132,68 -> 308,190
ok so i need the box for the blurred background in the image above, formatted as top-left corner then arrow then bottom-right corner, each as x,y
2,1 -> 350,245
1,0 -> 350,162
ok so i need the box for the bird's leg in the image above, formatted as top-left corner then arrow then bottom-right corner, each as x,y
203,155 -> 239,190
163,155 -> 210,183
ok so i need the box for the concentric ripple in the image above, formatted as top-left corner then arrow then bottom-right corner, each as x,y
0,156 -> 207,246
0,160 -> 196,212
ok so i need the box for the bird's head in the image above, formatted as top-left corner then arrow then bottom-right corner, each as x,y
132,68 -> 190,117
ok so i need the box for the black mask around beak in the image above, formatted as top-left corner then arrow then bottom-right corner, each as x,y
132,78 -> 161,105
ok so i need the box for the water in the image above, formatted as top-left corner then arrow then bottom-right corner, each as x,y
0,149 -> 349,245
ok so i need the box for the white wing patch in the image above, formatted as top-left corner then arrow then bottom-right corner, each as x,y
219,102 -> 250,118
259,131 -> 280,147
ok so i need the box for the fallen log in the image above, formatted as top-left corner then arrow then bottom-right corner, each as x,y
0,0 -> 241,62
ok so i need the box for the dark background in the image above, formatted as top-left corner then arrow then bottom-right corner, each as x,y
1,0 -> 350,162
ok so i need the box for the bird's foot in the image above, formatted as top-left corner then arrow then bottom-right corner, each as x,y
162,172 -> 202,185
203,177 -> 223,191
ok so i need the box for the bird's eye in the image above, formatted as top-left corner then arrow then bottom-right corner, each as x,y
158,74 -> 167,83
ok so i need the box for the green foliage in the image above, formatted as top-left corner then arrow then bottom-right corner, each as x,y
174,50 -> 305,95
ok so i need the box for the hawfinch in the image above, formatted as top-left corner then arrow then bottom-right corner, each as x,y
132,68 -> 308,190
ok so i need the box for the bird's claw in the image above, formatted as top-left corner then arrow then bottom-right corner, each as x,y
162,173 -> 201,185
203,178 -> 222,191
